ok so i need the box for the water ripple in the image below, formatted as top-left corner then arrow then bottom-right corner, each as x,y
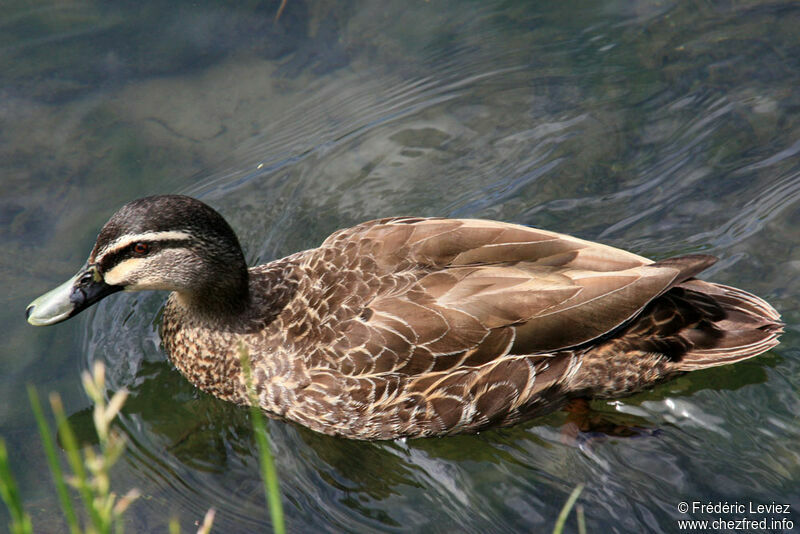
58,1 -> 800,533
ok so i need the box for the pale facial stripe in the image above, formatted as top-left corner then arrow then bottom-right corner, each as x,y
94,231 -> 192,263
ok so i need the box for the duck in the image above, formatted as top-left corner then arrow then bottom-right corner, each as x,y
26,195 -> 783,440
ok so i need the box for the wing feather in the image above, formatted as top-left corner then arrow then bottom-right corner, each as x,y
323,218 -> 716,379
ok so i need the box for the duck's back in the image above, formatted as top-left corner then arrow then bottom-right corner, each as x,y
162,217 -> 782,439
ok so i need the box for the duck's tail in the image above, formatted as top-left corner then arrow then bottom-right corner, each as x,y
668,279 -> 783,371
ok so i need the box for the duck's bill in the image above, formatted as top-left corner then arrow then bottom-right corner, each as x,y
26,265 -> 122,326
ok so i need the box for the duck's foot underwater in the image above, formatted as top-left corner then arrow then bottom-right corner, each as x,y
559,398 -> 661,446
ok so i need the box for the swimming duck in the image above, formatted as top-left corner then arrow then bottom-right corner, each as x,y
27,195 -> 782,440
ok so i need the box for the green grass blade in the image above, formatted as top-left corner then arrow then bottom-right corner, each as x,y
0,438 -> 33,534
238,343 -> 286,534
552,483 -> 585,534
49,392 -> 106,533
196,508 -> 215,534
250,410 -> 285,534
27,385 -> 81,534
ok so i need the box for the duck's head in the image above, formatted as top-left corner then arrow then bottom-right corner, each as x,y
26,195 -> 249,326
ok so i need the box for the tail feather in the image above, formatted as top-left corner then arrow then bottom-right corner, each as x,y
670,280 -> 783,371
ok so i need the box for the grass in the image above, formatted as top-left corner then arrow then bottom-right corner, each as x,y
0,353 -> 286,533
238,342 -> 286,534
0,362 -> 215,533
28,385 -> 81,534
0,440 -> 32,534
552,483 -> 586,534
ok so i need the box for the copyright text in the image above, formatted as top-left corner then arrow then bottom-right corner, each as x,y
676,501 -> 794,531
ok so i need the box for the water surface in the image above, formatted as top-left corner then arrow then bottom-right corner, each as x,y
2,1 -> 799,532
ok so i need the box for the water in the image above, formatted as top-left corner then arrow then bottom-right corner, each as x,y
3,0 -> 799,532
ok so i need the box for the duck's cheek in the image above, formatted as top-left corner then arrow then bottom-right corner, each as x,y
123,279 -> 177,292
103,258 -> 144,287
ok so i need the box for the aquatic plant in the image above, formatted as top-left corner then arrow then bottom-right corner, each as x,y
238,342 -> 286,534
0,440 -> 32,534
0,362 -> 214,533
552,483 -> 586,534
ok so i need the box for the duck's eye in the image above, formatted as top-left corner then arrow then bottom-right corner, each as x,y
132,242 -> 150,255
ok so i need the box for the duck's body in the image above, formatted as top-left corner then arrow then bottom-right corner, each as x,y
28,196 -> 782,439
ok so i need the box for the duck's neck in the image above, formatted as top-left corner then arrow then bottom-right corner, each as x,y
173,259 -> 300,330
175,264 -> 251,324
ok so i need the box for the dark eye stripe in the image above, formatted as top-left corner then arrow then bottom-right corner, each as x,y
99,239 -> 189,272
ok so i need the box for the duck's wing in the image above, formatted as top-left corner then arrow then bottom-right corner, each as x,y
325,218 -> 715,370
307,219 -> 724,437
323,217 -> 652,272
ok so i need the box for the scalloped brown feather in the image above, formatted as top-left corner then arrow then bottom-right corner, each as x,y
162,217 -> 782,439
